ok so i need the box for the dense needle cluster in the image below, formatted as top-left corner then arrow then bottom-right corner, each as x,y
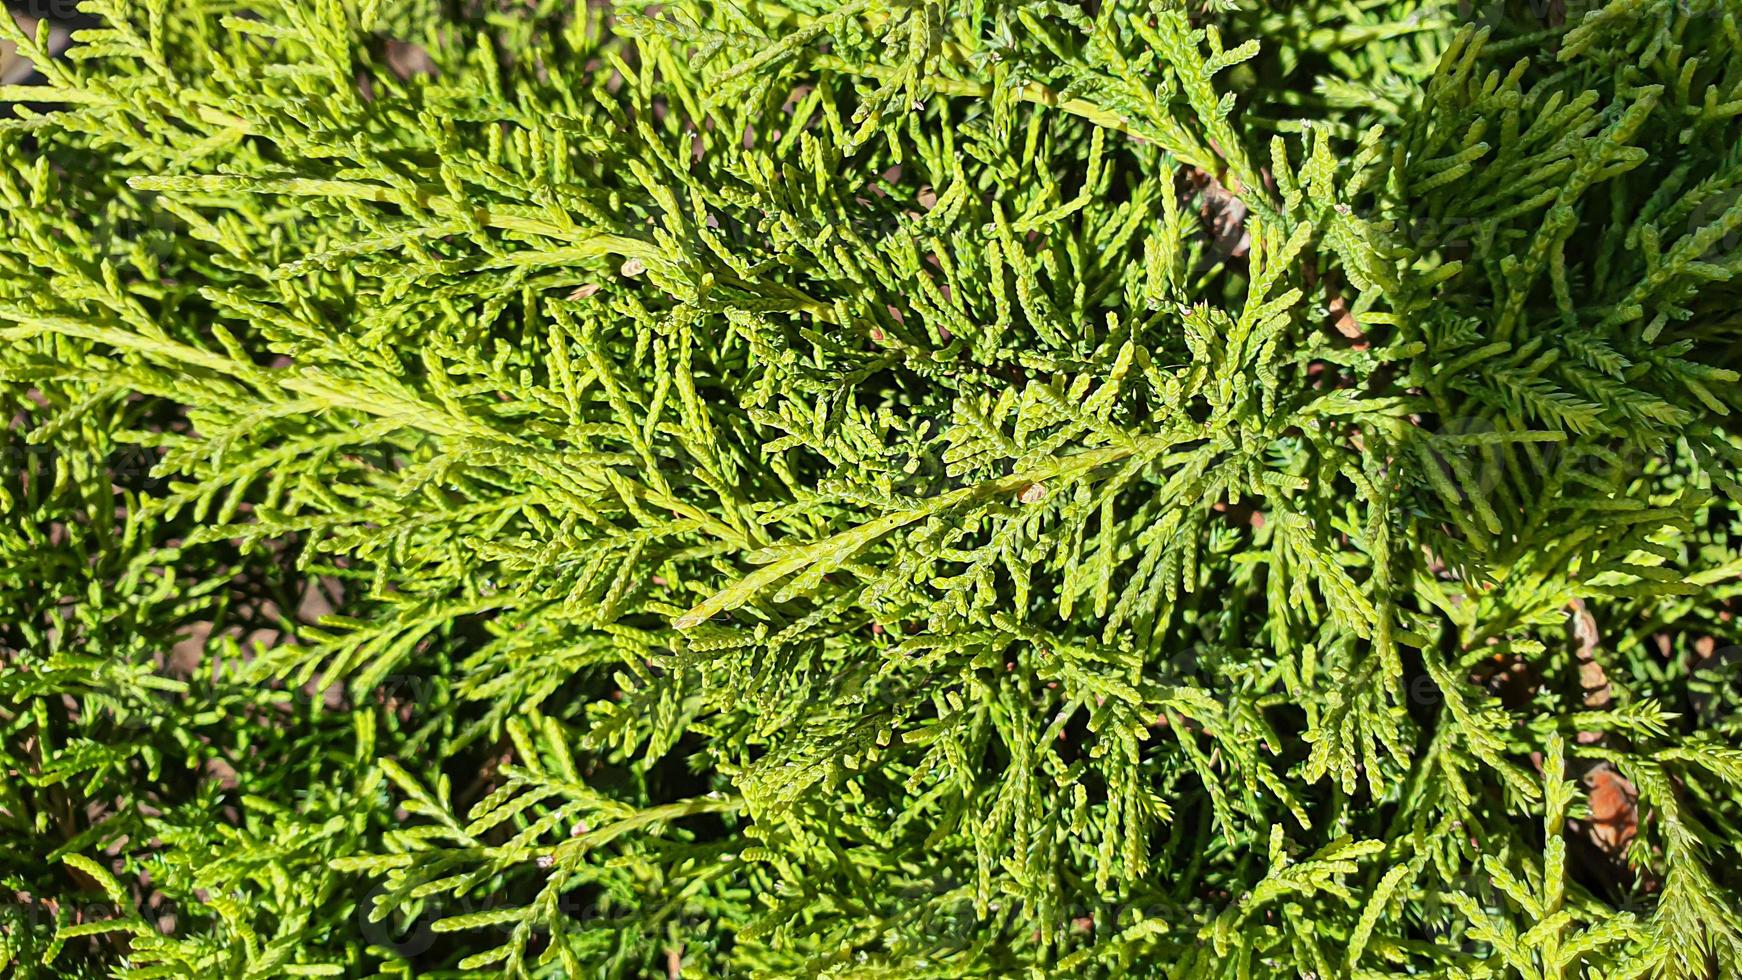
3,0 -> 1742,976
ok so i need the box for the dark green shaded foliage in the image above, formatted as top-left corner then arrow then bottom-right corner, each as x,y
3,0 -> 1742,976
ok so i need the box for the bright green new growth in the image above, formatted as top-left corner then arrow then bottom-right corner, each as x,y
3,0 -> 1742,976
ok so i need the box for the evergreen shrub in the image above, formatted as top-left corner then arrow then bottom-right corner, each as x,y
3,0 -> 1742,976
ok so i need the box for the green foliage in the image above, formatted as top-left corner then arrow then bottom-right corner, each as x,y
3,0 -> 1742,976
